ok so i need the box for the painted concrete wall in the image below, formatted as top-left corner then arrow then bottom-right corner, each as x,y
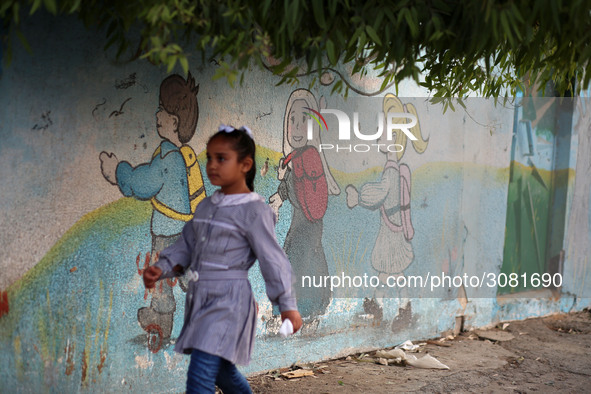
1,14 -> 590,392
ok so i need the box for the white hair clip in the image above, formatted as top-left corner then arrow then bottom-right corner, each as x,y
218,124 -> 253,139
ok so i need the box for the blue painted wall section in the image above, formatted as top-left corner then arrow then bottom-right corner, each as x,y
1,13 -> 590,392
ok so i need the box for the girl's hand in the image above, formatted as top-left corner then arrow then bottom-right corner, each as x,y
172,264 -> 185,275
143,266 -> 162,289
280,310 -> 303,333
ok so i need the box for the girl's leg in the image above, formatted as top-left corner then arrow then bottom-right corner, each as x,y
186,350 -> 221,394
216,359 -> 252,394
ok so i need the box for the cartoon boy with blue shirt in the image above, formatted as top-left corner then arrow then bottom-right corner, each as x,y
100,73 -> 205,342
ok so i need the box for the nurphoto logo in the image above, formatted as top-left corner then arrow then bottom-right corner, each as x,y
306,108 -> 418,153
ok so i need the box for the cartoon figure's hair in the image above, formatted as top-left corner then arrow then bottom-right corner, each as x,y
159,72 -> 200,144
208,128 -> 256,192
283,89 -> 340,195
383,94 -> 429,161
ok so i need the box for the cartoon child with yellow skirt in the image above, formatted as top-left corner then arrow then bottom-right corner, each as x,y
346,94 -> 428,329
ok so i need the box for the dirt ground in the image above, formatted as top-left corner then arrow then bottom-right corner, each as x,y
248,310 -> 591,393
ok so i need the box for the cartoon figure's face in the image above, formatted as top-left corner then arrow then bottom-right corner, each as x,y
287,99 -> 309,149
156,104 -> 178,141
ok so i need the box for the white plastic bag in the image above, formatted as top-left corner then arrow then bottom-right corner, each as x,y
279,319 -> 294,338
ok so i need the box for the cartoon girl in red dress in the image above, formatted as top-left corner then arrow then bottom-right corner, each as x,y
269,89 -> 340,319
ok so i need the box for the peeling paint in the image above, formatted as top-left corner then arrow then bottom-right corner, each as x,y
64,338 -> 75,376
135,354 -> 154,370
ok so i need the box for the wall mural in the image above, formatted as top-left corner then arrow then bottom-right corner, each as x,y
2,56 -> 588,392
269,89 -> 341,321
345,94 -> 429,329
99,73 -> 205,351
2,12 -> 591,393
84,83 -> 432,347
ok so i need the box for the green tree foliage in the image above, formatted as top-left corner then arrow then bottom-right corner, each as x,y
1,0 -> 590,97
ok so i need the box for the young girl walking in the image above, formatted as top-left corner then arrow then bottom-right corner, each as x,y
143,125 -> 302,393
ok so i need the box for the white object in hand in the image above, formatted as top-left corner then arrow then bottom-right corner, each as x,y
279,319 -> 294,338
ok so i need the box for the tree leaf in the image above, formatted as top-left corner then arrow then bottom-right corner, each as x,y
500,11 -> 513,45
167,55 -> 177,72
312,0 -> 327,29
42,0 -> 57,15
179,55 -> 189,74
326,38 -> 337,65
262,0 -> 272,17
365,25 -> 381,46
405,7 -> 418,37
3,0 -> 591,97
30,0 -> 42,15
69,0 -> 82,14
15,29 -> 32,54
11,2 -> 20,23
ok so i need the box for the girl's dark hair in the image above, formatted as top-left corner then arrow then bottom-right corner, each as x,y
208,128 -> 256,191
